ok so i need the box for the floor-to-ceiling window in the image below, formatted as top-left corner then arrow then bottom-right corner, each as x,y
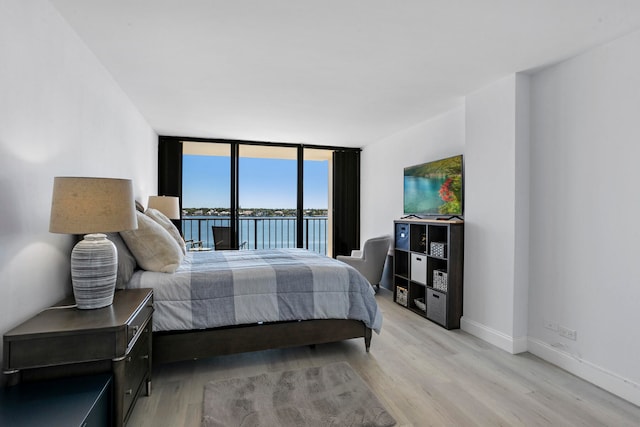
159,137 -> 359,257
238,145 -> 299,250
181,142 -> 231,248
178,141 -> 333,255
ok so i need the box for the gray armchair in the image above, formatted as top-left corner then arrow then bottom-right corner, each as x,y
337,235 -> 392,292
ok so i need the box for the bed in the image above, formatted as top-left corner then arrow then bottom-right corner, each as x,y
123,247 -> 382,364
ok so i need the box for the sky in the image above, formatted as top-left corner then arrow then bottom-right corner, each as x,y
182,155 -> 328,209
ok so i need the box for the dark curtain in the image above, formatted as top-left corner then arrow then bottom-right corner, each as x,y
158,136 -> 183,232
332,149 -> 360,257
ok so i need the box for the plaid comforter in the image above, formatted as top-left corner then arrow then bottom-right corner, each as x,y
127,249 -> 382,333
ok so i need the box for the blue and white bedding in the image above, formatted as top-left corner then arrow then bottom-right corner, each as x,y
127,248 -> 382,333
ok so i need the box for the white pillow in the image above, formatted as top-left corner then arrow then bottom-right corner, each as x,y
145,208 -> 187,255
120,211 -> 184,273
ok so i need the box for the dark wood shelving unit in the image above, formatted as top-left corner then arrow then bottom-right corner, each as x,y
393,219 -> 464,329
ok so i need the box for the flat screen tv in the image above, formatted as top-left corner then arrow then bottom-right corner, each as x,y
403,154 -> 463,217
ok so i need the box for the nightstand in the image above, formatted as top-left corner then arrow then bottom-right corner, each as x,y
0,374 -> 112,426
3,288 -> 153,427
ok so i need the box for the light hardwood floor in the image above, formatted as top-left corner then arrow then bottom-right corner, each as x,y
128,289 -> 640,426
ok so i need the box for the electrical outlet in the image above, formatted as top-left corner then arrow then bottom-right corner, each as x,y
543,320 -> 558,331
558,326 -> 577,340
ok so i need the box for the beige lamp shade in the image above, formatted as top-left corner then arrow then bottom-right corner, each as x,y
148,195 -> 180,219
49,177 -> 138,234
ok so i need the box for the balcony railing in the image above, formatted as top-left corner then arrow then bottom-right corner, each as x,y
181,216 -> 328,255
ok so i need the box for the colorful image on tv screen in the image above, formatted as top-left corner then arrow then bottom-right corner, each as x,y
404,155 -> 463,215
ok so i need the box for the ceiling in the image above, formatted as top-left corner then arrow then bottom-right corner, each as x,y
49,0 -> 640,148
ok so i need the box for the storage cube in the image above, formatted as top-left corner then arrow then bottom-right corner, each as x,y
433,269 -> 448,292
426,289 -> 447,326
395,223 -> 409,250
396,286 -> 408,307
430,242 -> 447,258
410,253 -> 427,284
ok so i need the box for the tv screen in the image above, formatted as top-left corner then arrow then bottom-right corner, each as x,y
404,154 -> 463,216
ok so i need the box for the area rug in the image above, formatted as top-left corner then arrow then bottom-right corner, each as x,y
202,361 -> 396,427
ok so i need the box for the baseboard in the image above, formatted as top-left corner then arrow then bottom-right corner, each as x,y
461,316 -> 640,406
527,337 -> 640,407
460,316 -> 527,354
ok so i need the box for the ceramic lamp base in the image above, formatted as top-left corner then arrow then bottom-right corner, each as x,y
71,233 -> 118,309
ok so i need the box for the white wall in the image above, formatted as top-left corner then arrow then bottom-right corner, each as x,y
360,106 -> 466,241
513,76 -> 530,342
461,74 -> 530,353
0,0 -> 157,380
528,29 -> 640,405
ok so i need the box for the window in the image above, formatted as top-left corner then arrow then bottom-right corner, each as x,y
158,137 -> 359,257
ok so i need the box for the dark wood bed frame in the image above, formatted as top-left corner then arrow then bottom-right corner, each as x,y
153,319 -> 372,364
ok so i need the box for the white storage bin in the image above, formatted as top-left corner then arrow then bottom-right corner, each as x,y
410,253 -> 427,284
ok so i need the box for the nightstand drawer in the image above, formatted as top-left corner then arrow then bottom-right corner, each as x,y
123,330 -> 150,419
127,301 -> 153,348
6,330 -> 117,370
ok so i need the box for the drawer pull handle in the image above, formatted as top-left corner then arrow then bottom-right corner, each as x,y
141,354 -> 149,360
132,325 -> 139,333
143,328 -> 149,333
432,293 -> 440,299
125,356 -> 132,363
125,389 -> 133,395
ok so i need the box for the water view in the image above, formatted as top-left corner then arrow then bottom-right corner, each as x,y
182,214 -> 328,255
182,144 -> 331,255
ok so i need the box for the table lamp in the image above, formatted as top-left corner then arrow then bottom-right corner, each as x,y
147,195 -> 180,219
49,177 -> 138,309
